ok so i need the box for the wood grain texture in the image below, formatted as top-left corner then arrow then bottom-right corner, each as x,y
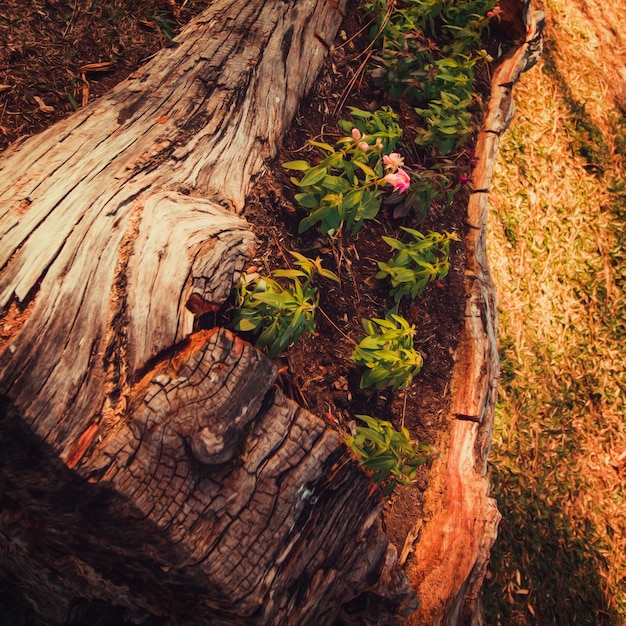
1,329 -> 413,624
405,5 -> 545,624
0,0 -> 347,447
0,0 -> 417,622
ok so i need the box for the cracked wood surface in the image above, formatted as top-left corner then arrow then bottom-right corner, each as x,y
405,4 -> 545,624
0,0 -> 417,623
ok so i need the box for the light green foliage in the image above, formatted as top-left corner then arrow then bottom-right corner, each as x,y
413,90 -> 473,156
337,106 -> 403,153
365,0 -> 495,154
347,414 -> 432,495
230,252 -> 339,358
351,313 -> 423,390
376,227 -> 459,302
282,107 -> 403,236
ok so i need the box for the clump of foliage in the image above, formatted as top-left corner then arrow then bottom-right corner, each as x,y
347,414 -> 433,495
282,107 -> 410,236
365,0 -> 499,154
351,313 -> 424,390
376,227 -> 460,303
230,252 -> 339,358
391,162 -> 460,219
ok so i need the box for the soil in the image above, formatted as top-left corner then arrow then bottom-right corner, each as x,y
0,0 -> 494,622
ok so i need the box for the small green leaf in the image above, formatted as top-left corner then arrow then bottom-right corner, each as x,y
353,160 -> 378,179
299,166 -> 328,187
282,160 -> 311,171
233,318 -> 260,332
294,193 -> 320,209
308,139 -> 335,153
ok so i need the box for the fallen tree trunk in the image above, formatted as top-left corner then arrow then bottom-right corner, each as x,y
404,4 -> 545,624
0,0 -> 417,623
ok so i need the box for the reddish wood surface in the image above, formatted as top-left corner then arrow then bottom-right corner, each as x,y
405,4 -> 545,624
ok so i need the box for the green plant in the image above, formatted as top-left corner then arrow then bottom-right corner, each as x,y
230,252 -> 339,358
390,161 -> 460,219
351,313 -> 423,390
282,108 -> 410,236
365,0 -> 496,155
376,227 -> 460,302
347,414 -> 433,495
337,106 -> 403,153
154,11 -> 176,40
414,90 -> 474,155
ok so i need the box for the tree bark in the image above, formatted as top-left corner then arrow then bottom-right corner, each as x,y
0,0 -> 417,623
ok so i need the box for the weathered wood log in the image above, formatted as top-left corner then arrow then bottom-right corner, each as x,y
404,4 -> 545,625
0,0 -> 418,623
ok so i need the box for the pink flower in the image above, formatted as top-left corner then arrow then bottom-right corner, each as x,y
383,152 -> 405,171
460,175 -> 470,185
351,128 -> 370,151
383,168 -> 411,194
487,5 -> 502,17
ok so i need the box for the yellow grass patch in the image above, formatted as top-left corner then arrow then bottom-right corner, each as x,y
484,0 -> 626,622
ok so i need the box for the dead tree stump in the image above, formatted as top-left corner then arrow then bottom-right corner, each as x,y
0,0 -> 416,623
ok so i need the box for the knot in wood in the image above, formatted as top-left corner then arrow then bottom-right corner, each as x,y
134,329 -> 277,466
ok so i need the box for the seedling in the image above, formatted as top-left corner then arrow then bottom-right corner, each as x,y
230,252 -> 339,358
347,414 -> 433,495
351,313 -> 423,390
376,227 -> 460,302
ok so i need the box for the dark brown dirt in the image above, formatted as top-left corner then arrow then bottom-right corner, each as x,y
0,0 -> 211,148
0,0 -> 487,622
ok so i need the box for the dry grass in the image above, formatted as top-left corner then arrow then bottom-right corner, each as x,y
484,0 -> 626,623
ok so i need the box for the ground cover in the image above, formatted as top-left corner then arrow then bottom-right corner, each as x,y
484,0 -> 626,623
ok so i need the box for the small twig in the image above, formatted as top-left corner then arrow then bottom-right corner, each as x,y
318,306 -> 356,345
334,15 -> 378,51
401,389 -> 408,429
271,228 -> 293,270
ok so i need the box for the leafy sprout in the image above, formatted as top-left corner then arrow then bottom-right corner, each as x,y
230,252 -> 339,358
351,312 -> 424,390
347,414 -> 433,495
376,227 -> 460,303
